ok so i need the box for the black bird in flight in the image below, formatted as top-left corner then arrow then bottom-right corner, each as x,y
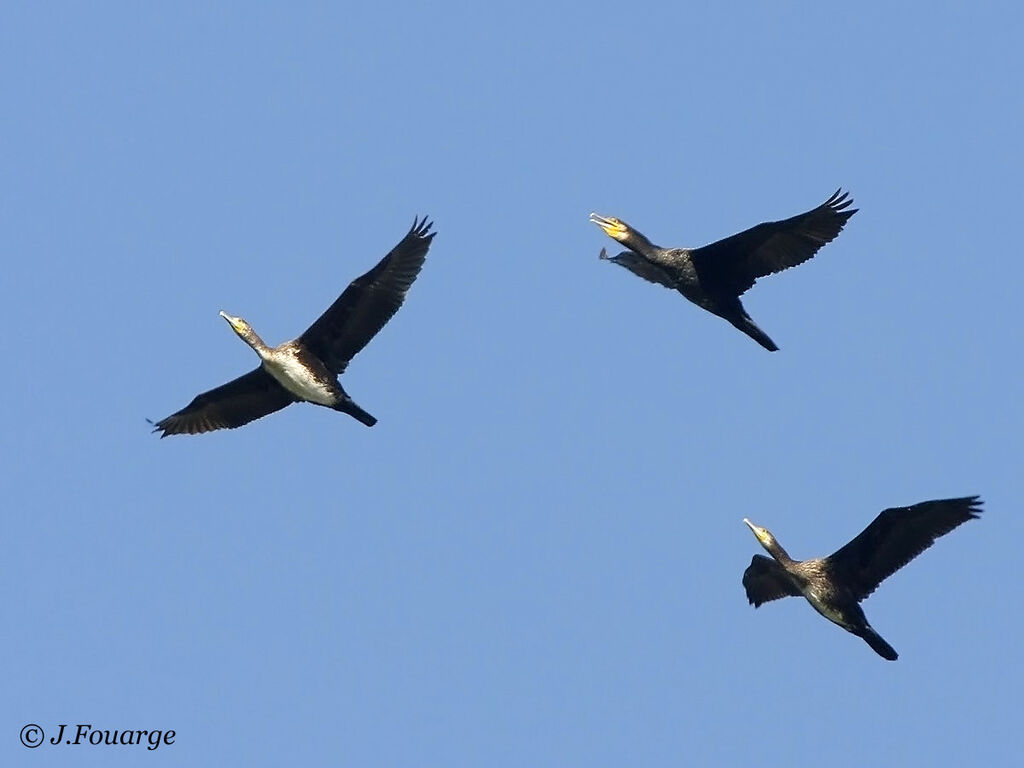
152,217 -> 435,437
742,496 -> 982,660
591,190 -> 856,350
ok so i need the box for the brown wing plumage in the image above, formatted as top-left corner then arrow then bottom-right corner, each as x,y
151,367 -> 295,437
690,189 -> 856,296
742,554 -> 802,607
299,217 -> 435,376
826,496 -> 982,601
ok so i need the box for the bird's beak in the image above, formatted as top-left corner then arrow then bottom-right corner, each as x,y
219,311 -> 241,331
590,213 -> 630,242
743,518 -> 769,544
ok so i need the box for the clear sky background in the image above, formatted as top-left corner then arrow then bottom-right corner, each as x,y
3,3 -> 1021,766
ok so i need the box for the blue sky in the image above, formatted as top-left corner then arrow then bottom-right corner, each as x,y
3,3 -> 1021,765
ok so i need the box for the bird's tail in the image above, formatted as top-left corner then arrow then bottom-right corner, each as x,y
727,312 -> 779,352
336,399 -> 378,427
860,627 -> 898,661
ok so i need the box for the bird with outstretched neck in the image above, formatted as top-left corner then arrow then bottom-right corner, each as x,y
742,496 -> 982,660
151,217 -> 435,436
592,190 -> 856,350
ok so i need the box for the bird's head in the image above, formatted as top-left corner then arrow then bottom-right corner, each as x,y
220,311 -> 257,342
589,212 -> 633,244
743,518 -> 777,551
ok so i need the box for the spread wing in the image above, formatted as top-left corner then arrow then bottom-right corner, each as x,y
600,248 -> 677,289
826,496 -> 982,601
151,367 -> 295,437
300,217 -> 435,375
690,189 -> 856,296
742,554 -> 802,607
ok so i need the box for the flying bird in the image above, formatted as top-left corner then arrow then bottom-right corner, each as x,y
590,190 -> 856,350
741,496 -> 982,660
151,217 -> 435,437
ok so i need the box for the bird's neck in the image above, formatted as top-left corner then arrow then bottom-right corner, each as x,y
765,541 -> 795,567
241,329 -> 272,358
620,229 -> 660,259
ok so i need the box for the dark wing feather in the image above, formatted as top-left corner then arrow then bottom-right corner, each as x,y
300,217 -> 435,375
690,189 -> 856,296
601,248 -> 678,289
743,554 -> 802,607
826,496 -> 982,601
151,367 -> 295,437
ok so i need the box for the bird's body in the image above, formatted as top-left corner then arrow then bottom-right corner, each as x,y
742,496 -> 982,660
261,344 -> 339,407
591,189 -> 856,350
244,334 -> 376,425
151,217 -> 435,437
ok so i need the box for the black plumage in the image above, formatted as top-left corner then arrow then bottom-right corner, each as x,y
742,496 -> 982,660
151,217 -> 435,437
591,190 -> 856,350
